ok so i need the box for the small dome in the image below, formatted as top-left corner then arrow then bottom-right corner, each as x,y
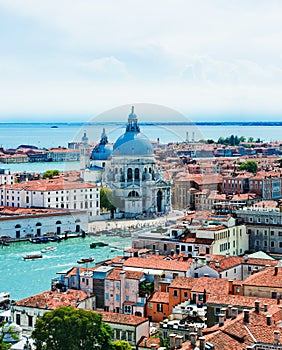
91,144 -> 112,160
91,128 -> 112,160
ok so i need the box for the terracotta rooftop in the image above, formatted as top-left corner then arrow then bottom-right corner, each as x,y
106,268 -> 144,281
123,256 -> 191,272
148,291 -> 169,304
243,266 -> 282,288
16,289 -> 87,309
100,311 -> 148,326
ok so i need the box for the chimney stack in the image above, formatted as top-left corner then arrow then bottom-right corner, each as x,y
218,313 -> 225,326
264,303 -> 268,312
231,307 -> 238,319
190,332 -> 197,346
169,334 -> 176,349
175,335 -> 183,349
266,314 -> 272,326
243,309 -> 250,323
274,330 -> 280,345
227,305 -> 233,318
215,260 -> 220,268
255,300 -> 260,313
199,337 -> 206,350
244,254 -> 249,262
274,266 -> 278,276
228,280 -> 233,294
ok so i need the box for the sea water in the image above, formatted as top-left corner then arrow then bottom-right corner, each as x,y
0,234 -> 131,301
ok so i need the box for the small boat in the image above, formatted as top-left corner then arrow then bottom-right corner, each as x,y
23,254 -> 43,260
90,241 -> 108,249
41,246 -> 56,253
30,238 -> 42,244
0,240 -> 9,246
77,257 -> 95,264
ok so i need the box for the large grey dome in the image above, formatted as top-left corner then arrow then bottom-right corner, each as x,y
112,106 -> 154,157
113,132 -> 154,157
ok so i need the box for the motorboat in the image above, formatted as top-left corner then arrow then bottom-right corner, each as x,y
23,253 -> 43,260
41,246 -> 57,253
77,257 -> 95,264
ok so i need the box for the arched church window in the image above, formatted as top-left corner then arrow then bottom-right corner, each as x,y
134,168 -> 140,181
149,167 -> 152,174
127,168 -> 133,181
128,191 -> 139,198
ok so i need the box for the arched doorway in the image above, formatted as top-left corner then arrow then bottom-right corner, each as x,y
35,222 -> 42,236
157,190 -> 162,212
15,224 -> 21,239
75,219 -> 81,233
56,221 -> 61,235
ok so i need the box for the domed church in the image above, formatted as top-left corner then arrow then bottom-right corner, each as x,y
81,107 -> 171,217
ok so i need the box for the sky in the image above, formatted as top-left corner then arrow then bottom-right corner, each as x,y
0,0 -> 282,122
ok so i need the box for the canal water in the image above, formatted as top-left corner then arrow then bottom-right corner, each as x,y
0,234 -> 131,301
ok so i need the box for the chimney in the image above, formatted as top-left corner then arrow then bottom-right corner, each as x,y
199,336 -> 206,350
266,314 -> 272,326
227,305 -> 233,318
169,334 -> 176,349
175,335 -> 183,349
231,307 -> 238,319
154,275 -> 160,292
225,252 -> 230,258
206,255 -> 211,264
190,332 -> 197,346
274,266 -> 278,276
155,250 -> 159,255
215,260 -> 220,268
255,300 -> 260,313
274,330 -> 280,345
197,325 -> 203,337
221,308 -> 227,320
264,303 -> 268,312
243,309 -> 250,323
228,280 -> 233,294
218,313 -> 225,326
244,254 -> 249,262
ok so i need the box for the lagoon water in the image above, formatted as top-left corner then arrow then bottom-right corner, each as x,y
1,121 -> 282,301
0,235 -> 131,301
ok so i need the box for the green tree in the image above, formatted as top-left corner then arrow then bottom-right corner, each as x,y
100,188 -> 116,214
32,307 -> 113,350
42,169 -> 60,179
239,160 -> 258,174
112,340 -> 132,350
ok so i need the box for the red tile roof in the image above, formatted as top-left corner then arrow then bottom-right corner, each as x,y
16,289 -> 87,309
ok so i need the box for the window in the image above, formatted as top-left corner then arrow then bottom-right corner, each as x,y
184,292 -> 188,298
16,314 -> 21,325
272,292 -> 277,299
105,293 -> 109,300
28,315 -> 33,327
116,294 -> 120,301
124,305 -> 131,314
157,303 -> 163,312
173,290 -> 178,297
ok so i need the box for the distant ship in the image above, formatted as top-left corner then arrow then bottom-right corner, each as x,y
51,125 -> 58,128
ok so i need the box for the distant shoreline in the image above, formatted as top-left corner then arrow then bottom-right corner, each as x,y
1,121 -> 282,126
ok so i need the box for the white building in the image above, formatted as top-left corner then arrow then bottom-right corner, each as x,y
81,106 -> 171,217
0,206 -> 88,239
0,178 -> 100,222
0,169 -> 14,185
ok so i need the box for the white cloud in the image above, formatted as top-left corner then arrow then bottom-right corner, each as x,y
0,0 -> 282,119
